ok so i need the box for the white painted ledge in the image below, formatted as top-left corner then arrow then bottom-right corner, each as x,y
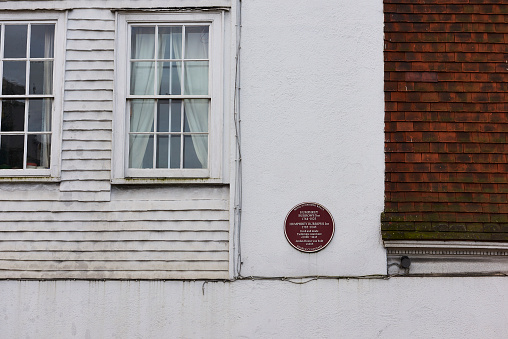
385,241 -> 508,275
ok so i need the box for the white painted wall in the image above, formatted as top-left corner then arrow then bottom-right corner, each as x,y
238,0 -> 386,276
2,278 -> 507,338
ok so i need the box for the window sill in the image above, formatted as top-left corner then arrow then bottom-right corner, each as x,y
111,177 -> 225,185
0,176 -> 60,183
386,240 -> 508,275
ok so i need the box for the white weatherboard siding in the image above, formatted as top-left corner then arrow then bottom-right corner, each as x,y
0,7 -> 231,279
61,10 -> 115,202
0,184 -> 230,279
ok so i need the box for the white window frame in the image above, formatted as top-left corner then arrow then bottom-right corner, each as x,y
0,12 -> 64,180
113,12 -> 224,181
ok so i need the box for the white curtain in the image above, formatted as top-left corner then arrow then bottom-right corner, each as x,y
129,29 -> 159,168
181,26 -> 209,168
41,25 -> 54,168
129,26 -> 208,169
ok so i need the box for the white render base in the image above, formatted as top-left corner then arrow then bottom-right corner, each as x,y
2,278 -> 507,338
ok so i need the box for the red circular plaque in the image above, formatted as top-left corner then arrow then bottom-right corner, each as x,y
284,202 -> 335,253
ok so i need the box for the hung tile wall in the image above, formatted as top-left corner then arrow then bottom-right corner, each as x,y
382,0 -> 508,241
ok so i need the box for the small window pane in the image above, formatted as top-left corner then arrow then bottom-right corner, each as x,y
158,26 -> 182,59
130,100 -> 154,132
130,62 -> 155,95
184,61 -> 208,95
0,135 -> 24,169
30,25 -> 54,58
131,27 -> 155,59
129,134 -> 153,168
27,134 -> 50,168
3,61 -> 26,95
156,135 -> 180,169
4,25 -> 27,58
157,99 -> 181,133
29,61 -> 53,94
185,26 -> 209,59
28,99 -> 51,132
158,62 -> 181,95
183,99 -> 208,132
184,135 -> 207,169
1,100 -> 25,132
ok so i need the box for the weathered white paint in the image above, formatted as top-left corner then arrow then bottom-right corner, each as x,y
0,0 -> 506,337
1,278 -> 507,338
238,0 -> 386,277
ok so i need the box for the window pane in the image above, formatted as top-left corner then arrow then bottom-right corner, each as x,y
29,61 -> 53,94
28,99 -> 51,132
157,99 -> 181,133
1,100 -> 25,132
158,61 -> 181,95
27,134 -> 50,168
156,135 -> 180,169
130,62 -> 155,95
3,61 -> 26,95
184,61 -> 208,95
0,135 -> 24,169
130,100 -> 154,132
4,25 -> 27,58
129,134 -> 153,168
184,135 -> 207,169
185,26 -> 209,59
30,24 -> 54,58
131,27 -> 154,59
158,26 -> 182,59
183,99 -> 208,132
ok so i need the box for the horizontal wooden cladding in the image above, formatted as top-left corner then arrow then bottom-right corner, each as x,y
0,199 -> 229,212
67,19 -> 115,31
61,150 -> 111,160
66,61 -> 114,71
0,220 -> 229,232
59,181 -> 111,192
0,231 -> 228,242
111,185 -> 230,201
62,130 -> 111,142
0,260 -> 228,272
0,0 -> 232,11
66,39 -> 114,51
60,159 -> 111,171
63,120 -> 112,131
65,80 -> 114,91
0,270 -> 229,280
0,240 -> 228,252
62,140 -> 111,151
0,211 -> 229,222
65,70 -> 114,82
0,251 -> 228,261
65,90 -> 113,102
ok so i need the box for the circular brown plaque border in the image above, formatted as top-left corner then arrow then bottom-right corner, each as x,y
284,202 -> 335,253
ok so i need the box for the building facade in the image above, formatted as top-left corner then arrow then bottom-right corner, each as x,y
1,0 -> 507,337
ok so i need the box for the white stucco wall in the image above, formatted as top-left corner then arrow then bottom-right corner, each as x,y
238,0 -> 386,276
2,278 -> 508,338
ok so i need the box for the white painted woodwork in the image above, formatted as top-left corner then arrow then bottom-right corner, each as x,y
0,6 -> 231,279
62,140 -> 111,150
0,0 -> 232,10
